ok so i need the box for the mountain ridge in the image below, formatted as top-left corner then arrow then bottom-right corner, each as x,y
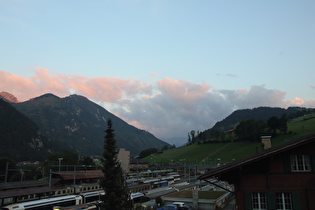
13,93 -> 169,156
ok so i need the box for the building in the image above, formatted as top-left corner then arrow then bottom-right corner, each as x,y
129,159 -> 149,172
199,133 -> 315,210
118,148 -> 130,173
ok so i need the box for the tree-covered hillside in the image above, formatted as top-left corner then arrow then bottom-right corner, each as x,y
197,107 -> 314,142
0,99 -> 58,161
13,94 -> 169,156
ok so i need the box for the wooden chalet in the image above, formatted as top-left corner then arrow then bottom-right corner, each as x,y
199,133 -> 315,210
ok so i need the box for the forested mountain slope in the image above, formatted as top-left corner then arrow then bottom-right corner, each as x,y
0,99 -> 58,161
13,94 -> 169,156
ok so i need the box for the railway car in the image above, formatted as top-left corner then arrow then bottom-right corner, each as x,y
53,203 -> 97,210
80,190 -> 104,203
1,195 -> 82,210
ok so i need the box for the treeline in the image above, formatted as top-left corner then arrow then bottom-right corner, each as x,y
187,114 -> 289,145
287,108 -> 315,120
138,144 -> 176,159
187,107 -> 315,145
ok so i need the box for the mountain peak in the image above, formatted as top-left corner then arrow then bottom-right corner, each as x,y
0,91 -> 19,103
13,93 -> 169,156
34,93 -> 60,100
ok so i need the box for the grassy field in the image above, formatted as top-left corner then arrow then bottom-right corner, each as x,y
145,114 -> 315,165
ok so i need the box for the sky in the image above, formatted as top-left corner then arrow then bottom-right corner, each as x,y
1,0 -> 315,145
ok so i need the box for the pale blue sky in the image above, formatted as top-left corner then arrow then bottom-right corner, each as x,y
1,0 -> 315,144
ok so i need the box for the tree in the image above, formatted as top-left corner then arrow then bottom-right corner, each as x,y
138,148 -> 158,159
267,116 -> 280,136
279,114 -> 288,134
190,130 -> 196,143
79,156 -> 95,166
235,119 -> 267,142
161,145 -> 169,152
100,119 -> 132,210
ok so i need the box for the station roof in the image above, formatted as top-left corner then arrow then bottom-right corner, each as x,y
56,170 -> 103,180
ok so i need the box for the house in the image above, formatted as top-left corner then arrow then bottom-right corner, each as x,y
198,133 -> 315,210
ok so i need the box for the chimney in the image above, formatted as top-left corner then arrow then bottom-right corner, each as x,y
261,136 -> 271,150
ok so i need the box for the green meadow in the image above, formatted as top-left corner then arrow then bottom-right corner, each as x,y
145,114 -> 315,165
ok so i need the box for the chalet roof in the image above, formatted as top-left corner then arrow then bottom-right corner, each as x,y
56,170 -> 103,180
199,133 -> 315,181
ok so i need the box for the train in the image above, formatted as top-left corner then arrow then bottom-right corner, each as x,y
0,191 -> 151,210
0,173 -> 182,209
0,195 -> 83,210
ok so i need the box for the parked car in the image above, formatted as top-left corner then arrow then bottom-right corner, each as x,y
172,202 -> 192,210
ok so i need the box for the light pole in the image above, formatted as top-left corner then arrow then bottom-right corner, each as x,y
58,158 -> 63,172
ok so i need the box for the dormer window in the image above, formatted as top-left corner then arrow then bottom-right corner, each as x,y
290,155 -> 311,172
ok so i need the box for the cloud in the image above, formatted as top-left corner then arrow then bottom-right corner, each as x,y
289,97 -> 305,106
308,84 -> 315,90
1,68 -> 314,145
216,73 -> 238,78
219,85 -> 287,109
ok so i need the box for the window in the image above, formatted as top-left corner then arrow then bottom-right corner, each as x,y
252,192 -> 267,210
276,193 -> 292,210
291,155 -> 311,172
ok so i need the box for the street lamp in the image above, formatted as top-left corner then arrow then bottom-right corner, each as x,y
58,158 -> 63,172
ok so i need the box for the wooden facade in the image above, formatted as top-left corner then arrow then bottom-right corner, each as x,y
199,133 -> 315,210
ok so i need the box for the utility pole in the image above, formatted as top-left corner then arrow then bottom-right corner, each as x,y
5,162 -> 8,183
58,158 -> 63,172
73,166 -> 76,186
49,169 -> 52,189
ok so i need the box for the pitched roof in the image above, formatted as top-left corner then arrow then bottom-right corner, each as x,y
198,133 -> 315,180
56,170 -> 103,180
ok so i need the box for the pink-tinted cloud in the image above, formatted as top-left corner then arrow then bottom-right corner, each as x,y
0,70 -> 43,101
1,68 -> 314,145
289,97 -> 305,106
150,72 -> 158,77
157,78 -> 211,103
0,68 -> 152,103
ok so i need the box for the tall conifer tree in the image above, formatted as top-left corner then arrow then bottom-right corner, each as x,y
100,119 -> 132,210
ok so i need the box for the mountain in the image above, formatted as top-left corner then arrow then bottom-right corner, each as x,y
0,91 -> 19,103
0,99 -> 58,161
201,106 -> 313,139
13,93 -> 169,156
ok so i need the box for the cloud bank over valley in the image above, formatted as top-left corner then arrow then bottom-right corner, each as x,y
1,68 -> 314,145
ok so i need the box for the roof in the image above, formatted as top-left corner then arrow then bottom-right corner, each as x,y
199,133 -> 315,181
0,179 -> 49,190
0,186 -> 54,198
56,170 -> 103,180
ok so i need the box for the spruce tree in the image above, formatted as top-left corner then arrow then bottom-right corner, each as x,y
100,119 -> 132,210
